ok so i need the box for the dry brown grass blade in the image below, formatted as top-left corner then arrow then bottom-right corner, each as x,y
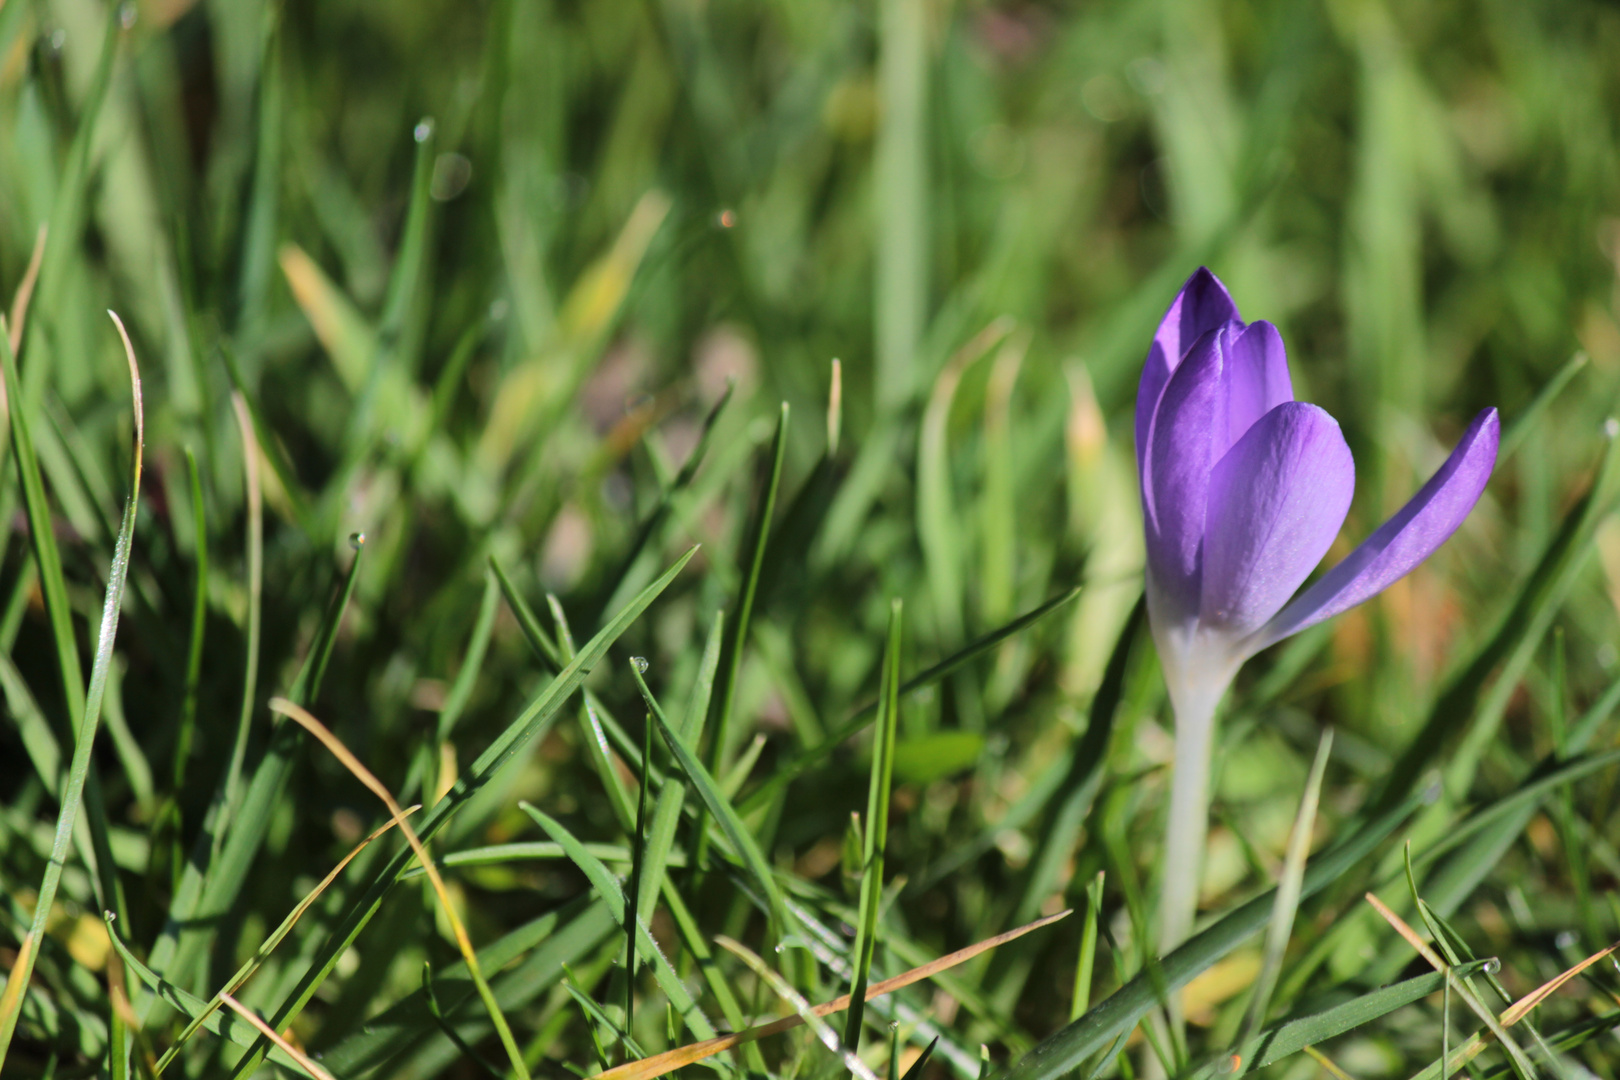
218,992 -> 336,1080
591,908 -> 1072,1080
0,934 -> 36,1027
1499,940 -> 1618,1026
1302,1044 -> 1359,1080
6,223 -> 45,356
267,698 -> 531,1080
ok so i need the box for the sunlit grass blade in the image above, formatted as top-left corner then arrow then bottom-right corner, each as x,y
1070,872 -> 1104,1022
846,599 -> 903,1050
740,585 -> 1081,816
719,935 -> 880,1080
0,313 -> 143,1071
1231,729 -> 1333,1055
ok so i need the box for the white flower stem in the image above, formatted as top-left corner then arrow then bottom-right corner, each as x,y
1159,681 -> 1223,957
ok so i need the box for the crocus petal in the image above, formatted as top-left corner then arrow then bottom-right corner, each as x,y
1136,268 -> 1241,475
1200,403 -> 1354,639
1250,407 -> 1500,652
1219,321 -> 1294,455
1142,326 -> 1233,619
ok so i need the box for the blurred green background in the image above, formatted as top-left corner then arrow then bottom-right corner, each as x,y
5,0 -> 1620,1075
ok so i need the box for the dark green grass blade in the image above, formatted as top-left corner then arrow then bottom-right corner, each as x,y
1183,959 -> 1498,1079
996,786 -> 1429,1080
422,962 -> 506,1080
222,548 -> 697,1078
701,401 -> 789,850
316,898 -> 614,1076
637,661 -> 796,939
845,599 -> 902,1050
166,447 -> 209,892
740,585 -> 1081,816
490,553 -> 563,668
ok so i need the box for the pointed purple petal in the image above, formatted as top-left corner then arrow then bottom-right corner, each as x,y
1250,408 -> 1500,652
1142,325 -> 1234,620
1135,268 -> 1242,475
1219,321 -> 1294,455
1200,403 -> 1354,639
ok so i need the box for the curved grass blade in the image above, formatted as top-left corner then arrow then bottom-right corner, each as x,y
996,786 -> 1428,1080
270,698 -> 531,1080
740,586 -> 1082,816
0,313 -> 143,1071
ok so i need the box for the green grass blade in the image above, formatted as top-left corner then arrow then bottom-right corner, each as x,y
1499,351 -> 1587,462
635,661 -> 796,940
519,803 -> 718,1041
1232,729 -> 1334,1054
705,401 -> 789,794
490,554 -> 563,668
739,586 -> 1082,816
846,599 -> 903,1050
0,316 -> 143,1070
218,393 -> 264,834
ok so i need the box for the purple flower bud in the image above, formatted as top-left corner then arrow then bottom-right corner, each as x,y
1136,267 -> 1499,700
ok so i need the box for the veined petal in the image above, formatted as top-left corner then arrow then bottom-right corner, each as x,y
1250,407 -> 1500,653
1143,325 -> 1232,619
1220,321 -> 1294,455
1200,403 -> 1354,639
1136,268 -> 1241,475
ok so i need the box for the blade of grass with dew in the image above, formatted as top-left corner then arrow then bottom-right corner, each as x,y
1231,729 -> 1334,1057
994,784 -> 1428,1080
739,585 -> 1081,816
637,660 -> 797,941
698,401 -> 788,865
519,803 -> 720,1043
219,548 -> 697,1078
846,599 -> 903,1050
0,313 -> 142,1072
269,698 -> 532,1080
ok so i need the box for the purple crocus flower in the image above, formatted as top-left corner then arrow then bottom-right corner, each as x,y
1139,268 -> 1499,951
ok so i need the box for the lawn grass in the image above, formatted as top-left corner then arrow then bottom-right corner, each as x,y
3,0 -> 1620,1078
